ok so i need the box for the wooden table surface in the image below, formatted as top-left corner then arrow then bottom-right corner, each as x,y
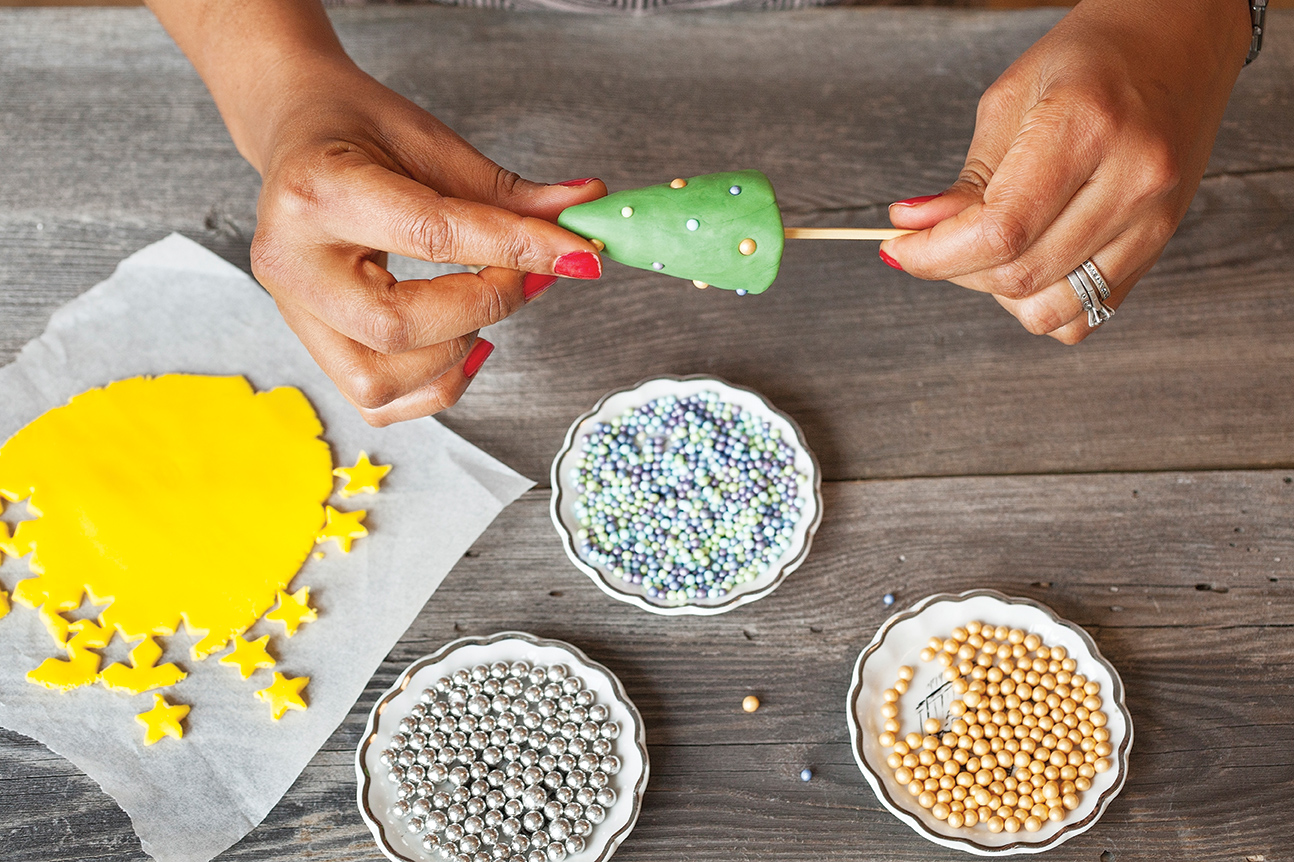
2,7 -> 1292,861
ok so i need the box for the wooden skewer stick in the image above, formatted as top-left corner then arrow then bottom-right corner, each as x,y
783,227 -> 915,241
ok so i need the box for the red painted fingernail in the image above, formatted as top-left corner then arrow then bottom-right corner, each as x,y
879,249 -> 904,271
557,177 -> 599,187
891,193 -> 943,207
554,251 -> 602,279
523,273 -> 559,301
463,338 -> 494,379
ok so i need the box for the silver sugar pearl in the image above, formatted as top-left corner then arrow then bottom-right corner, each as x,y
541,718 -> 561,736
542,800 -> 563,821
522,766 -> 544,786
489,661 -> 509,680
557,695 -> 575,713
513,834 -> 532,854
417,750 -> 436,768
453,853 -> 469,862
472,664 -> 490,682
464,815 -> 484,834
445,823 -> 465,842
526,852 -> 546,862
542,771 -> 563,791
600,756 -> 621,776
504,778 -> 526,798
399,717 -> 419,735
460,835 -> 481,854
473,853 -> 490,862
565,771 -> 586,789
471,762 -> 489,780
537,754 -> 557,773
560,723 -> 578,742
591,739 -> 612,757
440,717 -> 458,734
519,750 -> 538,769
504,799 -> 524,818
467,796 -> 486,816
596,787 -> 616,807
486,790 -> 506,809
433,791 -> 452,809
554,787 -> 574,805
392,799 -> 411,818
428,810 -> 450,830
600,722 -> 619,740
503,678 -> 523,698
492,695 -> 512,714
567,739 -> 586,757
448,803 -> 467,823
523,685 -> 542,704
505,762 -> 524,779
558,754 -> 578,774
450,766 -> 470,786
488,769 -> 506,788
468,681 -> 484,696
453,669 -> 471,687
511,727 -> 531,746
397,782 -> 416,799
431,700 -> 450,718
437,747 -> 458,765
547,665 -> 568,682
449,688 -> 469,709
490,729 -> 510,748
379,749 -> 396,766
572,819 -> 591,837
407,765 -> 426,783
537,699 -> 556,719
546,841 -> 566,862
387,766 -> 405,784
407,816 -> 425,834
522,811 -> 545,832
422,834 -> 442,853
578,723 -> 598,742
568,707 -> 587,725
485,809 -> 504,828
577,754 -> 598,773
412,798 -> 433,818
527,666 -> 548,685
481,826 -> 500,847
587,772 -> 607,790
453,786 -> 472,804
417,781 -> 437,799
547,738 -> 567,757
449,731 -> 469,750
480,715 -> 498,732
549,818 -> 571,842
483,679 -> 501,698
437,674 -> 456,692
458,748 -> 477,765
575,788 -> 594,807
563,803 -> 582,823
430,763 -> 450,783
529,732 -> 549,751
498,714 -> 518,732
585,803 -> 606,824
391,733 -> 410,751
501,817 -> 522,838
410,702 -> 428,718
470,732 -> 489,750
561,677 -> 582,696
521,785 -> 547,810
542,684 -> 561,701
509,856 -> 526,862
523,712 -> 542,730
531,831 -> 550,849
574,690 -> 594,708
424,684 -> 443,700
509,662 -> 530,678
563,836 -> 585,856
459,715 -> 478,733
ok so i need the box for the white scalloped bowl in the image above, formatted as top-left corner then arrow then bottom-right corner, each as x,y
357,632 -> 649,862
550,375 -> 823,616
847,590 -> 1132,855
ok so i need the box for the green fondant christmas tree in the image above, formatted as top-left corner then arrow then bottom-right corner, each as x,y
557,170 -> 784,295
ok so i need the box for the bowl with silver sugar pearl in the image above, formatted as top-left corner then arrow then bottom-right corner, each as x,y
357,632 -> 648,862
847,589 -> 1132,855
550,375 -> 823,615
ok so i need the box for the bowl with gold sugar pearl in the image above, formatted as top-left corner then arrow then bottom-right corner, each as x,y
847,590 -> 1132,855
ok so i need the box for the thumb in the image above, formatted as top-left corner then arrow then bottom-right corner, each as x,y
888,186 -> 983,231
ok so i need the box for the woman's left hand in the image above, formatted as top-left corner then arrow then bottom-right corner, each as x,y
881,0 -> 1252,343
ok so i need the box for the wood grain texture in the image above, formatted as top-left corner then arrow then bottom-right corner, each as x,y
2,8 -> 1294,862
4,475 -> 1292,860
2,9 -> 1294,483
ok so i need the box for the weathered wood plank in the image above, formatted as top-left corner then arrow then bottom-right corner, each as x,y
2,473 -> 1291,860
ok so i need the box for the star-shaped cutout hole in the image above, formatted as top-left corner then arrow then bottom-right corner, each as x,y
315,506 -> 367,554
334,451 -> 391,498
219,634 -> 277,679
136,693 -> 189,745
264,587 -> 317,638
255,672 -> 309,720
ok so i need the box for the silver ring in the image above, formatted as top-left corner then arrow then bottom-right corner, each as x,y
1067,260 -> 1114,327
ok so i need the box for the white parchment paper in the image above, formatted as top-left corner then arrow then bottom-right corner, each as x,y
0,234 -> 533,862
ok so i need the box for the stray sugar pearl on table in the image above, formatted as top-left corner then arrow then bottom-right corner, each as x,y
742,695 -> 760,713
799,768 -> 813,782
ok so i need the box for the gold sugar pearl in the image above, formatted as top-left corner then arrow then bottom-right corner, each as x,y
738,238 -> 757,256
742,695 -> 760,712
897,665 -> 914,681
590,238 -> 606,251
670,178 -> 688,188
692,280 -> 709,289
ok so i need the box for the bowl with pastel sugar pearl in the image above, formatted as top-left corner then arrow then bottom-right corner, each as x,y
356,631 -> 649,862
550,375 -> 823,616
847,590 -> 1132,855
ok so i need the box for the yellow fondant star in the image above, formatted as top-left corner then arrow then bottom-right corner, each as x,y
27,619 -> 112,691
264,587 -> 317,637
136,693 -> 189,745
315,506 -> 367,554
100,636 -> 187,695
0,591 -> 9,621
2,517 -> 36,561
255,672 -> 309,720
219,634 -> 276,678
334,451 -> 391,498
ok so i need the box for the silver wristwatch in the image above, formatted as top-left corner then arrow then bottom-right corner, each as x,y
1247,0 -> 1269,64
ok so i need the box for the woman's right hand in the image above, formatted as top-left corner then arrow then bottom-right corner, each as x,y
147,0 -> 605,425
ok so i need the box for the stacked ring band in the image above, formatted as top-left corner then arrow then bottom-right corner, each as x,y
1067,260 -> 1115,327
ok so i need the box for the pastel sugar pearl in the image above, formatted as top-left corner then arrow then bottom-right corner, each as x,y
571,392 -> 805,604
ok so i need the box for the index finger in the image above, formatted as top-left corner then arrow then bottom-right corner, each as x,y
884,100 -> 1101,282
